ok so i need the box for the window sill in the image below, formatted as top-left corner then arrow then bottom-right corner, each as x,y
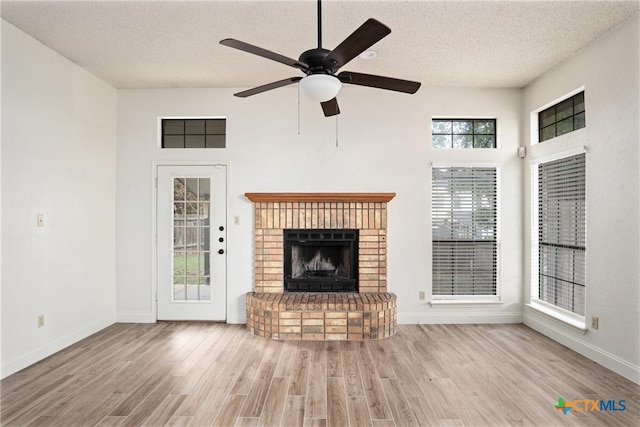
526,302 -> 587,333
429,299 -> 503,307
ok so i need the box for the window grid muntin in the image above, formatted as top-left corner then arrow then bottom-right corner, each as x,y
432,167 -> 498,296
537,153 -> 586,315
432,119 -> 496,149
162,119 -> 226,148
538,92 -> 585,142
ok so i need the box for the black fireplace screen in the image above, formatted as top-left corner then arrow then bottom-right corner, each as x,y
284,229 -> 358,292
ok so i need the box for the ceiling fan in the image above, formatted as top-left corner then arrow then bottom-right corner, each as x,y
220,0 -> 421,117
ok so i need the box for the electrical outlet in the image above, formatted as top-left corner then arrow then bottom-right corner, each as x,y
419,291 -> 426,301
591,316 -> 599,330
38,314 -> 45,328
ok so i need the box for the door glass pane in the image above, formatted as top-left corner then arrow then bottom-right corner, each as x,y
172,177 -> 212,301
185,179 -> 198,200
198,178 -> 210,200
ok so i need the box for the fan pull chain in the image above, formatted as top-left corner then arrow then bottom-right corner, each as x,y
335,115 -> 339,147
297,84 -> 301,135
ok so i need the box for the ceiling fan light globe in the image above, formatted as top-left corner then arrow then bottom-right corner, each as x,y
300,74 -> 342,103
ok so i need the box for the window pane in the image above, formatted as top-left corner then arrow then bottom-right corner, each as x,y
186,252 -> 198,276
185,179 -> 198,200
174,201 -> 185,217
432,120 -> 452,134
556,99 -> 574,121
453,135 -> 473,148
540,108 -> 556,127
540,125 -> 555,141
173,253 -> 186,276
174,179 -> 185,201
206,135 -> 226,148
432,135 -> 452,148
574,92 -> 585,113
556,117 -> 573,136
185,135 -> 205,148
185,120 -> 205,134
198,178 -> 210,200
474,135 -> 495,148
163,135 -> 184,148
452,120 -> 472,134
474,120 -> 495,135
186,202 -> 198,215
575,111 -> 586,129
206,119 -> 226,134
164,120 -> 184,135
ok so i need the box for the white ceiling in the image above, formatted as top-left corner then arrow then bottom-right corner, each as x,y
1,0 -> 638,90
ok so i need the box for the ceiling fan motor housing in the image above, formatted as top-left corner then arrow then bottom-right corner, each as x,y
299,48 -> 337,75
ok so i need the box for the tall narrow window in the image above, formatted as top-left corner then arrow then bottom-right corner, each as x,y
536,153 -> 586,315
432,167 -> 498,296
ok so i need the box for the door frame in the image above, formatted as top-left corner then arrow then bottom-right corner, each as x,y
151,161 -> 230,322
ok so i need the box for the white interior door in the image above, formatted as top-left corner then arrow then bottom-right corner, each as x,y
157,164 -> 227,321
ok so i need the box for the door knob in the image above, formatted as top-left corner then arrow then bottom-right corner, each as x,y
218,249 -> 224,254
218,237 -> 224,242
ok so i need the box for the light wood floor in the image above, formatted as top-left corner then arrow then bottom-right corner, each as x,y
1,323 -> 638,427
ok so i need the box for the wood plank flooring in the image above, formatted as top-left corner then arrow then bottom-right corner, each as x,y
1,323 -> 638,426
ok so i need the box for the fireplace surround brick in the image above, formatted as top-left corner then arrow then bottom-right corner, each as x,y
252,200 -> 389,293
245,193 -> 397,341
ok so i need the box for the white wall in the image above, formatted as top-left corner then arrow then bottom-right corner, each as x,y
522,15 -> 640,383
1,20 -> 117,378
116,85 -> 522,325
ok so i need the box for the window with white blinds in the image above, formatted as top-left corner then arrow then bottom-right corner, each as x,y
536,153 -> 586,315
432,167 -> 497,296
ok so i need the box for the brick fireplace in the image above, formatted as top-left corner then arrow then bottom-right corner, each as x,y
245,193 -> 397,340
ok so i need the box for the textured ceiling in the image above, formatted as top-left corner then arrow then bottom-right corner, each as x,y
1,0 -> 638,90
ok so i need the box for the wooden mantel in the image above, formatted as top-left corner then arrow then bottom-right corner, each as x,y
244,192 -> 396,203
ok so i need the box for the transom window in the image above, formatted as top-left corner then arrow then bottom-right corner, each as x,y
432,119 -> 496,148
538,92 -> 585,142
432,167 -> 498,296
162,119 -> 226,148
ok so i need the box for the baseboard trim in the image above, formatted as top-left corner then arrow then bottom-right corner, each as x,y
116,311 -> 156,323
398,311 -> 522,324
524,314 -> 640,384
1,314 -> 115,379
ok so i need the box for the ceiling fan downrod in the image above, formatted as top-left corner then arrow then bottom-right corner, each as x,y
317,0 -> 322,49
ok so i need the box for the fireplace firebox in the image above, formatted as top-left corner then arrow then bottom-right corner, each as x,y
284,229 -> 358,292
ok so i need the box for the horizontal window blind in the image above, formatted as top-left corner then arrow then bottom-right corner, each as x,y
537,153 -> 586,315
432,167 -> 497,296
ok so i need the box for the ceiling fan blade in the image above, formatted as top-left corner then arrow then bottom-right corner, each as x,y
338,71 -> 421,94
322,19 -> 390,71
321,98 -> 340,117
234,77 -> 302,98
220,38 -> 308,70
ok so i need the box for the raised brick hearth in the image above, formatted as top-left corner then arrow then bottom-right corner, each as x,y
245,193 -> 397,341
246,292 -> 396,340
